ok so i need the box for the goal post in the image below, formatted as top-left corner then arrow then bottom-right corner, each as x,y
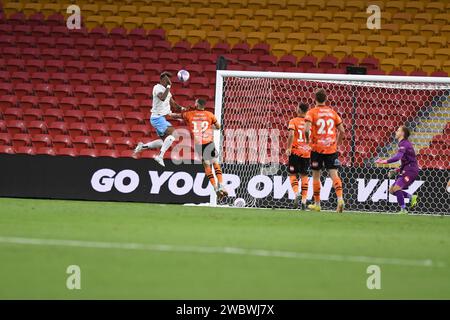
213,71 -> 450,214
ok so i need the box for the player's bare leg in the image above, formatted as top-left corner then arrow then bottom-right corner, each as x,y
308,170 -> 322,211
329,169 -> 344,213
154,127 -> 176,167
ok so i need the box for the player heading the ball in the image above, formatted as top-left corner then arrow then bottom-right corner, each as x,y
376,126 -> 419,214
133,71 -> 186,166
305,89 -> 345,213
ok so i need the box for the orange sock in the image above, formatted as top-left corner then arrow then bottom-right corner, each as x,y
204,165 -> 216,189
313,179 -> 321,204
301,176 -> 308,202
290,175 -> 299,194
213,162 -> 223,185
332,176 -> 343,200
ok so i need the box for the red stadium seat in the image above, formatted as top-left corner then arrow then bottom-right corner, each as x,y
69,73 -> 89,86
0,95 -> 18,109
58,148 -> 78,157
74,85 -> 93,99
43,109 -> 63,123
99,150 -> 119,158
85,61 -> 104,75
124,63 -> 143,76
94,136 -> 114,149
98,98 -> 119,112
115,87 -> 134,100
52,135 -> 72,149
0,133 -> 11,145
90,74 -> 108,86
191,41 -> 211,54
36,147 -> 56,156
23,109 -> 43,122
15,146 -> 35,155
134,87 -> 150,101
104,111 -> 125,125
73,136 -> 94,150
52,84 -> 71,98
19,96 -> 38,109
110,74 -> 128,88
99,51 -> 118,63
85,111 -> 103,124
63,110 -> 84,124
78,148 -> 98,157
129,124 -> 150,138
0,83 -> 13,97
88,123 -> 109,137
110,124 -> 130,138
139,51 -> 159,64
115,137 -> 135,151
49,73 -> 68,85
27,121 -> 48,135
34,83 -> 54,97
31,134 -> 52,148
173,41 -> 192,54
59,97 -> 78,111
79,98 -> 99,111
47,122 -> 68,136
80,49 -> 98,62
129,75 -> 149,88
25,59 -> 44,73
93,86 -> 113,99
65,60 -> 85,74
12,133 -> 31,147
119,99 -> 139,113
68,122 -> 88,137
74,38 -> 95,50
3,108 -> 22,121
118,51 -> 139,64
125,112 -> 145,125
6,120 -> 26,134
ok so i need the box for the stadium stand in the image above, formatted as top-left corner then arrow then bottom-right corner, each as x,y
0,0 -> 448,168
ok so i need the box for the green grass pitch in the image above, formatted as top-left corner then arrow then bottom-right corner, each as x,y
0,197 -> 449,299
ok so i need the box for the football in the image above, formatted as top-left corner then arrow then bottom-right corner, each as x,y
233,198 -> 246,208
177,69 -> 190,82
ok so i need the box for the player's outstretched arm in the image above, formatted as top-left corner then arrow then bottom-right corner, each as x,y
170,98 -> 186,111
376,149 -> 405,165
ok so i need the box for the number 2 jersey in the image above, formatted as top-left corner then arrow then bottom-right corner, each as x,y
305,105 -> 343,154
288,117 -> 311,158
182,109 -> 218,145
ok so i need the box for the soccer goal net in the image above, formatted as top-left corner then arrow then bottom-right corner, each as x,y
214,71 -> 450,215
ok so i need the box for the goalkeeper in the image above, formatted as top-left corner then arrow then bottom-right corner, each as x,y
376,126 -> 418,214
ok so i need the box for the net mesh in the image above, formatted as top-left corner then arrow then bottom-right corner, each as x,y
217,74 -> 450,214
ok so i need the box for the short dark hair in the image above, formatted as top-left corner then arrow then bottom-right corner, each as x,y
315,89 -> 327,103
299,103 -> 309,113
196,98 -> 206,106
401,126 -> 411,139
160,71 -> 172,79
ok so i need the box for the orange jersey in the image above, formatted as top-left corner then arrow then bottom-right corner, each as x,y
288,117 -> 311,158
305,105 -> 343,154
182,110 -> 218,145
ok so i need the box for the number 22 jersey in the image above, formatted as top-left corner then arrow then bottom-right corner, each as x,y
305,106 -> 343,154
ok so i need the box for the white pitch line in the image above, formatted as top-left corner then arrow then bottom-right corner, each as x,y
0,236 -> 445,268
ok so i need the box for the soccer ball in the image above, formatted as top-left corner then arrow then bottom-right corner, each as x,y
233,198 -> 246,208
177,69 -> 190,82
